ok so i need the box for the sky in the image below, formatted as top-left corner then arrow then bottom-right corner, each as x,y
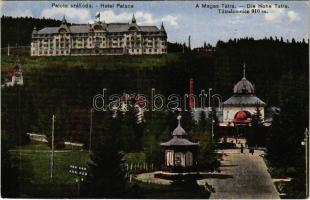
1,1 -> 309,47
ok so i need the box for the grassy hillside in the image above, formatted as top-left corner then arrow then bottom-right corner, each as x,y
2,39 -> 308,149
1,47 -> 181,72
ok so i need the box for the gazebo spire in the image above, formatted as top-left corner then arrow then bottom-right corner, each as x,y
177,115 -> 182,126
172,115 -> 186,137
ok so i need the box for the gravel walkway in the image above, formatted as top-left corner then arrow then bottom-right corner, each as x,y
203,149 -> 280,199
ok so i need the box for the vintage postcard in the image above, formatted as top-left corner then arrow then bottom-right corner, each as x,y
1,0 -> 309,199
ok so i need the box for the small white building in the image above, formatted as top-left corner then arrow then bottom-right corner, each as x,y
221,68 -> 266,127
2,56 -> 23,87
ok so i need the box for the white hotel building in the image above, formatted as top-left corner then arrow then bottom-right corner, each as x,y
31,15 -> 167,56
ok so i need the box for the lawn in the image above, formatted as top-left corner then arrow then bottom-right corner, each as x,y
10,143 -> 147,197
125,152 -> 146,163
11,142 -> 90,198
10,143 -> 210,198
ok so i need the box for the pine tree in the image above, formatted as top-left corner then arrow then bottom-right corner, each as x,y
182,110 -> 195,133
1,137 -> 19,197
118,104 -> 144,152
81,116 -> 128,198
247,106 -> 262,147
198,110 -> 208,134
211,107 -> 219,142
252,106 -> 262,127
197,142 -> 220,172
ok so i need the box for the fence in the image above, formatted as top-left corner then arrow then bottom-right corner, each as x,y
127,162 -> 155,174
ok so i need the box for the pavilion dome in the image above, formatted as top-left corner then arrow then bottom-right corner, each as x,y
172,124 -> 186,136
172,115 -> 186,136
233,77 -> 255,94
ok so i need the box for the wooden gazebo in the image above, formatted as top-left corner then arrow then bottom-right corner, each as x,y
155,115 -> 199,179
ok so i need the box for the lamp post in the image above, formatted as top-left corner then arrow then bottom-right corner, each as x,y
89,108 -> 94,153
302,128 -> 308,197
306,128 -> 309,198
208,88 -> 212,111
50,114 -> 56,181
211,114 -> 214,144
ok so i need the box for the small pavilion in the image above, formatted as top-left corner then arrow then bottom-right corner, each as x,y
155,115 -> 199,179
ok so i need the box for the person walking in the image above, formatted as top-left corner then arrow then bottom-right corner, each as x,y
241,144 -> 244,153
250,147 -> 254,155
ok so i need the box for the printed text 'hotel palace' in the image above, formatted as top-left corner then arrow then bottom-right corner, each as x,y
31,14 -> 167,56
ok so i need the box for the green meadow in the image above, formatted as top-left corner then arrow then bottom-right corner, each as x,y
1,46 -> 181,72
11,142 -> 209,198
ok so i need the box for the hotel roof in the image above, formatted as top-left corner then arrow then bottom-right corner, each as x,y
160,137 -> 199,146
35,23 -> 166,35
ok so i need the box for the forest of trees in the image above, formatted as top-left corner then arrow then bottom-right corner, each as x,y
2,35 -> 308,150
1,16 -> 66,47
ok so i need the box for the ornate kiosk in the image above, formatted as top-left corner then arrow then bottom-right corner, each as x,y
155,115 -> 199,179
